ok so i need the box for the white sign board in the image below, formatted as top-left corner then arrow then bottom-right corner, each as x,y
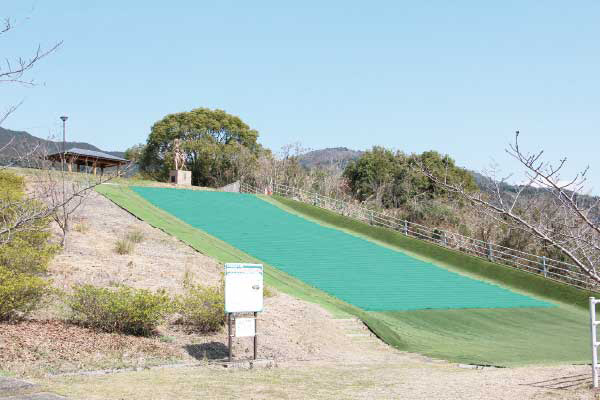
235,318 -> 256,337
224,263 -> 263,313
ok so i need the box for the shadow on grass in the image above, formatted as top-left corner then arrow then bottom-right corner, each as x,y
184,342 -> 228,360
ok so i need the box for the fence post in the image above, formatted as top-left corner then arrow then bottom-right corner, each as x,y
591,297 -> 599,388
442,232 -> 447,246
542,256 -> 547,278
369,211 -> 374,225
403,221 -> 408,235
487,242 -> 493,261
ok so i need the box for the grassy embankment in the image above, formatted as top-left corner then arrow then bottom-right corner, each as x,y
97,185 -> 595,366
95,185 -> 402,346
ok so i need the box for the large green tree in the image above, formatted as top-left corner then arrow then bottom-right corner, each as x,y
140,108 -> 260,186
343,147 -> 477,208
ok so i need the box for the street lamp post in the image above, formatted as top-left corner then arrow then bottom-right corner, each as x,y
60,116 -> 68,154
60,116 -> 68,171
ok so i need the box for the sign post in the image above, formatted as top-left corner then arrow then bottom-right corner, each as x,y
224,263 -> 263,362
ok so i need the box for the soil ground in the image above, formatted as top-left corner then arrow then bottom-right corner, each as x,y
2,187 -> 597,399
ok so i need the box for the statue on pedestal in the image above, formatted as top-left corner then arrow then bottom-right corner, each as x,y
173,138 -> 187,171
169,139 -> 192,185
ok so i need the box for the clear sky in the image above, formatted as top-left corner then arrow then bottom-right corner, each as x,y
3,1 -> 600,191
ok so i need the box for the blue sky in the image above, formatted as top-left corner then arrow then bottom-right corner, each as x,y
3,1 -> 600,190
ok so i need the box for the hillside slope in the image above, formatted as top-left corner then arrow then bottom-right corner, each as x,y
98,185 -> 594,366
0,127 -> 125,162
298,147 -> 362,169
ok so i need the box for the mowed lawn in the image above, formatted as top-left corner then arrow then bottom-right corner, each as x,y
97,185 -> 593,366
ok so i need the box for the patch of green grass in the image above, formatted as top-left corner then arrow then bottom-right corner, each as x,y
371,307 -> 590,367
158,335 -> 175,343
0,369 -> 16,377
263,285 -> 276,298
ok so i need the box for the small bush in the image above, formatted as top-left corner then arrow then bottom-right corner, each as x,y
263,285 -> 276,298
175,284 -> 224,333
0,172 -> 57,276
69,284 -> 172,336
0,171 -> 24,200
0,231 -> 58,275
73,221 -> 90,233
125,229 -> 145,244
0,267 -> 50,321
114,239 -> 134,255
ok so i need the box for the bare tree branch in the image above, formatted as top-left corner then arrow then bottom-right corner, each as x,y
415,131 -> 600,284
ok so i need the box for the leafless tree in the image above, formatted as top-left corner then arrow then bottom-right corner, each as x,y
417,131 -> 600,284
1,16 -> 62,125
1,150 -> 129,248
0,13 -> 129,249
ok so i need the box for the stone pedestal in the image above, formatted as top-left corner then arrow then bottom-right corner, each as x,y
169,170 -> 192,185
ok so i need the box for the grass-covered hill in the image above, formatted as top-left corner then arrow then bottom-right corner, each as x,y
298,147 -> 363,170
0,127 -> 125,163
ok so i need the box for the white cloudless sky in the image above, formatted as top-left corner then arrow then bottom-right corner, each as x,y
3,1 -> 599,191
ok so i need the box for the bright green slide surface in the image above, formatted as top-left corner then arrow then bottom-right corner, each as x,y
132,187 -> 551,311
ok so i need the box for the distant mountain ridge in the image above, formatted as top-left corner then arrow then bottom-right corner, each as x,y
298,147 -> 363,169
0,127 -> 125,161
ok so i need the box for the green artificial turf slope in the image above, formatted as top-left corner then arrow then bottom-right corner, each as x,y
130,187 -> 551,312
97,185 -> 592,366
373,308 -> 589,366
272,195 -> 598,310
269,195 -> 595,365
94,185 -> 406,349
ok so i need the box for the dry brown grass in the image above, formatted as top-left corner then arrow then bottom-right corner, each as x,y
0,320 -> 182,377
39,361 -> 594,400
114,239 -> 134,255
125,229 -> 145,244
73,221 -> 89,233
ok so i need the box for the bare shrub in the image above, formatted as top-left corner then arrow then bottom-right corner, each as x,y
114,239 -> 134,255
125,229 -> 145,244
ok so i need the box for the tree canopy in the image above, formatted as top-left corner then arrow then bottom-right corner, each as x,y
140,108 -> 260,186
343,147 -> 477,208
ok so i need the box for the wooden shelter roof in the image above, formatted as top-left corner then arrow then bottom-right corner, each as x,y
47,148 -> 129,167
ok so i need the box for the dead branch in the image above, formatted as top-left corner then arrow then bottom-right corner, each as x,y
415,131 -> 600,284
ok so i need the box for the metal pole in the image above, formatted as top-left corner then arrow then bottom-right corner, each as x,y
253,312 -> 258,360
228,313 -> 232,362
542,256 -> 547,278
60,116 -> 68,158
591,297 -> 598,388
